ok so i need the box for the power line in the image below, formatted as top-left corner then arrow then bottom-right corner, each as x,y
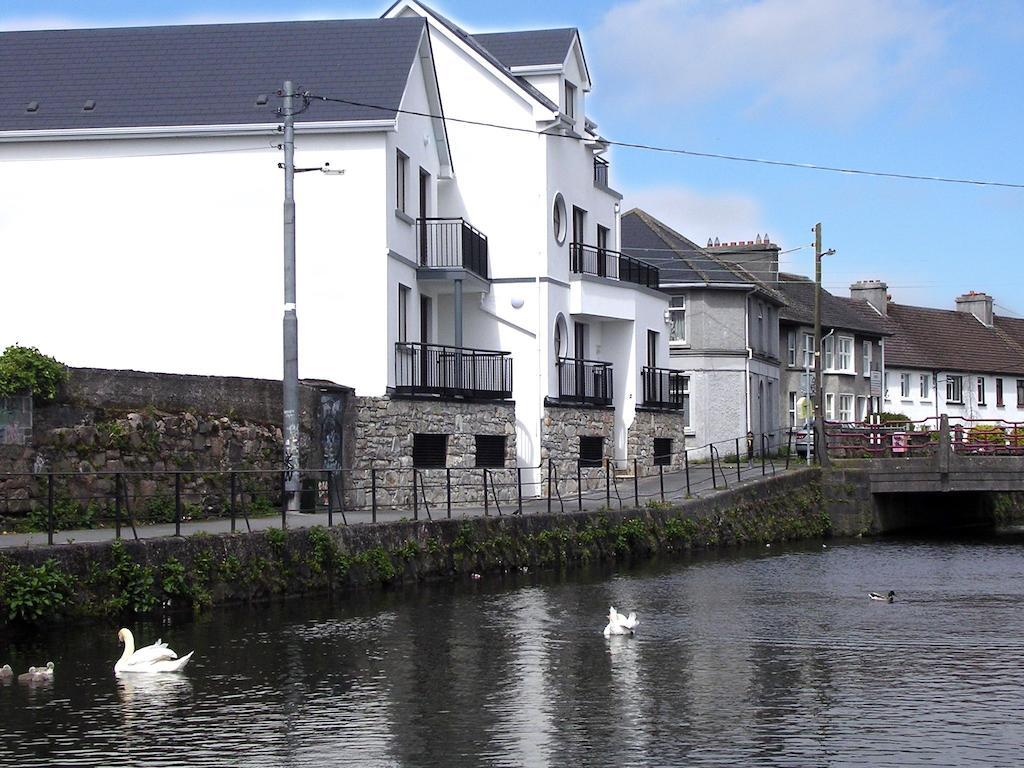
0,143 -> 278,162
306,92 -> 1024,190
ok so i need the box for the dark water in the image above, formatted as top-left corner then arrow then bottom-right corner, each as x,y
4,534 -> 1024,767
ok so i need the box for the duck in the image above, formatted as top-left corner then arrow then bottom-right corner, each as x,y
36,661 -> 55,678
115,628 -> 194,674
0,664 -> 12,681
869,591 -> 895,603
603,606 -> 639,637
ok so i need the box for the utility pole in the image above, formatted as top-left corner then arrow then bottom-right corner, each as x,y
812,222 -> 835,464
281,80 -> 300,514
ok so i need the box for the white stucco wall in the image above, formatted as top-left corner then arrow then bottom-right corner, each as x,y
883,368 -> 1024,423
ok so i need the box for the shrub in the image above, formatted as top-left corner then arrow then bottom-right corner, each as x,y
0,345 -> 68,403
0,558 -> 75,622
968,424 -> 1007,446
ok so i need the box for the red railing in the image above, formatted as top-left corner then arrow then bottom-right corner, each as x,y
823,416 -> 1024,458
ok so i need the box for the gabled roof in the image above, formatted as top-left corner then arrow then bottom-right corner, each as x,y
777,274 -> 888,337
472,29 -> 577,69
882,304 -> 1024,375
0,18 -> 427,133
621,209 -> 784,302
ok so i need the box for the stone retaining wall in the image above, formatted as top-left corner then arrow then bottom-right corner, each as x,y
627,409 -> 689,478
346,396 -> 517,510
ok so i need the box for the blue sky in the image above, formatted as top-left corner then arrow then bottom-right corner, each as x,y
5,0 -> 1024,312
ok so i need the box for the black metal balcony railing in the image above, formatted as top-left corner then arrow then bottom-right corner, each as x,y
593,155 -> 609,186
417,218 -> 489,280
395,343 -> 512,399
570,243 -> 659,289
641,366 -> 688,410
557,357 -> 613,406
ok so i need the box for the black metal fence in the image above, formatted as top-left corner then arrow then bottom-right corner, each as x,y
394,343 -> 513,399
556,357 -> 614,405
641,366 -> 688,411
418,217 -> 488,280
569,243 -> 659,289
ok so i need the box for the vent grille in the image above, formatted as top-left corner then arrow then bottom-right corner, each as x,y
653,437 -> 672,466
475,435 -> 506,468
579,436 -> 604,468
413,433 -> 447,469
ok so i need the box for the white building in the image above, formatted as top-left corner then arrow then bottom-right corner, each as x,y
1,3 -> 675,495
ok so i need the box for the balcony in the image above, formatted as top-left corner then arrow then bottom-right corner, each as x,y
641,366 -> 689,411
570,243 -> 659,289
593,155 -> 609,187
556,357 -> 614,406
395,343 -> 512,400
418,218 -> 488,281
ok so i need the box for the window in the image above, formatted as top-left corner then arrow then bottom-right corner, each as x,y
397,284 -> 410,343
857,396 -> 868,421
884,372 -> 890,398
996,378 -> 1004,406
413,433 -> 447,468
673,375 -> 691,427
653,438 -> 672,466
475,435 -> 506,468
553,314 -> 567,357
803,333 -> 815,368
396,150 -> 408,213
572,206 -> 586,246
900,373 -> 911,399
757,302 -> 765,351
920,374 -> 930,399
825,393 -> 835,420
823,335 -> 834,371
579,435 -> 603,467
946,375 -> 963,404
788,391 -> 797,426
552,194 -> 567,244
977,377 -> 986,406
564,80 -> 576,119
647,330 -> 659,368
668,295 -> 686,344
766,381 -> 774,430
836,336 -> 854,372
787,331 -> 796,366
862,341 -> 872,377
839,394 -> 853,422
1017,379 -> 1024,408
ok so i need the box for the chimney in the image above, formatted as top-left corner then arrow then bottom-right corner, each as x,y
955,291 -> 994,327
707,235 -> 779,284
850,280 -> 888,316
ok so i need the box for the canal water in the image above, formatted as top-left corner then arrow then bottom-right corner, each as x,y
3,534 -> 1024,766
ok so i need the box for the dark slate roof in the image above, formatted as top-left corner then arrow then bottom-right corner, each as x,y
471,29 -> 577,68
882,304 -> 1024,375
621,209 -> 783,302
0,18 -> 426,132
777,274 -> 888,337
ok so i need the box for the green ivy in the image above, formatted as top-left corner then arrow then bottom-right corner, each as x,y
0,345 -> 68,403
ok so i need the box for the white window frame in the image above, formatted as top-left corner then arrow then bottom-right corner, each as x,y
920,373 -> 930,400
671,374 -> 691,428
946,374 -> 963,404
397,284 -> 410,343
787,331 -> 796,366
668,295 -> 687,345
900,373 -> 911,399
977,376 -> 986,406
838,394 -> 853,423
857,395 -> 869,421
788,391 -> 797,426
822,335 -> 834,371
564,80 -> 576,120
862,340 -> 872,378
803,333 -> 815,368
396,150 -> 408,213
829,335 -> 854,373
825,392 -> 835,420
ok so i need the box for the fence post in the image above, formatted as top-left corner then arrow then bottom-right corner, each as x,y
115,472 -> 122,540
547,459 -> 552,515
230,471 -> 237,533
659,463 -> 665,502
326,470 -> 333,527
47,472 -> 54,546
786,429 -> 792,470
633,458 -> 639,507
174,472 -> 182,537
684,450 -> 691,496
605,458 -> 611,508
413,468 -> 419,521
281,470 -> 288,529
516,468 -> 523,515
735,438 -> 741,483
446,468 -> 452,519
761,435 -> 766,476
483,469 -> 489,517
711,450 -> 718,490
371,467 -> 377,524
577,462 -> 583,511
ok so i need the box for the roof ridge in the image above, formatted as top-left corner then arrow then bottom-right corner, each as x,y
635,212 -> 711,282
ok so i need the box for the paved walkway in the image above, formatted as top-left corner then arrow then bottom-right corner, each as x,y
0,458 -> 802,549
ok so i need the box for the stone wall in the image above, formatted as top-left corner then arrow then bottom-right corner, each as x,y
346,396 -> 517,510
541,403 -> 615,494
627,408 -> 689,478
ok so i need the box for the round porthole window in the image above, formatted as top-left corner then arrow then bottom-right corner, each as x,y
552,193 -> 567,245
553,314 -> 568,358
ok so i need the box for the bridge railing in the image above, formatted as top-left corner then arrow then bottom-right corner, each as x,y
824,415 -> 1024,459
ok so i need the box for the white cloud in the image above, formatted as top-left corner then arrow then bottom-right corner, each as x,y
622,183 -> 766,245
591,0 -> 952,122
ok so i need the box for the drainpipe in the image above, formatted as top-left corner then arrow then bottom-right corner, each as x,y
743,289 -> 756,437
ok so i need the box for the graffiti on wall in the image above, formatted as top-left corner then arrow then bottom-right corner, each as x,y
0,395 -> 32,445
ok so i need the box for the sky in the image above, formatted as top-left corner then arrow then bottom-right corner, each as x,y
5,0 -> 1024,313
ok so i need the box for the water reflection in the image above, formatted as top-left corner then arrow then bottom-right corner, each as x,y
3,537 -> 1024,766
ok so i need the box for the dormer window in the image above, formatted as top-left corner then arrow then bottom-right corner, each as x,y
564,80 -> 576,120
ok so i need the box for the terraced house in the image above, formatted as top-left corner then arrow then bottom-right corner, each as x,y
0,2 -> 675,498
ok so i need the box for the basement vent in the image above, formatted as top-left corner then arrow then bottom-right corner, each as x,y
579,436 -> 604,468
653,438 -> 672,466
413,433 -> 447,469
475,435 -> 506,468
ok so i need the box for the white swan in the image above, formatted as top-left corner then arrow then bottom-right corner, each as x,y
36,661 -> 54,677
115,628 -> 194,673
17,666 -> 52,684
603,605 -> 639,637
0,664 -> 12,681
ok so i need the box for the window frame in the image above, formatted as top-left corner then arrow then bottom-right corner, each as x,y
862,340 -> 872,378
838,393 -> 853,423
564,79 -> 576,120
977,376 -> 986,406
395,149 -> 408,213
787,331 -> 796,367
996,377 -> 1004,407
397,284 -> 410,343
1017,379 -> 1024,408
828,335 -> 854,373
668,295 -> 687,345
825,392 -> 835,420
788,391 -> 797,426
673,374 -> 691,428
803,333 -> 815,368
919,373 -> 930,400
857,395 -> 869,421
946,374 -> 963,404
899,373 -> 911,399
